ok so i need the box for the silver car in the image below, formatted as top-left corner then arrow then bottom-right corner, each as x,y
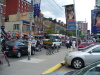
64,44 -> 100,69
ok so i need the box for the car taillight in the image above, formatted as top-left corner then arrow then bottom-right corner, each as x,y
12,46 -> 16,50
32,43 -> 36,44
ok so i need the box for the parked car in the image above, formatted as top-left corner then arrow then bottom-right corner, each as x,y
78,44 -> 97,51
44,61 -> 100,75
31,39 -> 37,47
2,40 -> 35,58
43,39 -> 62,49
78,42 -> 100,48
64,44 -> 100,69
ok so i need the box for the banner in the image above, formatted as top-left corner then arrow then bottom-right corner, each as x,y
65,4 -> 76,30
34,0 -> 41,17
91,9 -> 100,33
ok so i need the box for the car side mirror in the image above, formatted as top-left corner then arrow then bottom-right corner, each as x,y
88,51 -> 92,54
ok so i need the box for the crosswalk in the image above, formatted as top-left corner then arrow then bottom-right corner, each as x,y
19,58 -> 46,63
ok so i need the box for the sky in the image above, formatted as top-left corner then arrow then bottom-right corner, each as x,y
27,0 -> 95,30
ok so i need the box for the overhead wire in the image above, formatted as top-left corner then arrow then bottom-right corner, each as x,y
52,0 -> 65,12
41,0 -> 65,17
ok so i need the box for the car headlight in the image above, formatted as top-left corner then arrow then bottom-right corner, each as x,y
67,55 -> 72,57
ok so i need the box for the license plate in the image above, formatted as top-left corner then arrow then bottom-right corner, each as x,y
6,47 -> 9,49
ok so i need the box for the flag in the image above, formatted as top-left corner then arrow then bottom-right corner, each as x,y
34,0 -> 41,17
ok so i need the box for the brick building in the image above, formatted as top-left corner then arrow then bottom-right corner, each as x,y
0,0 -> 6,25
6,0 -> 31,18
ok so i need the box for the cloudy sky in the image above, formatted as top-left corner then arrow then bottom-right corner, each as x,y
27,0 -> 95,30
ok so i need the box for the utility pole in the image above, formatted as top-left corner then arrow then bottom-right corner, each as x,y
28,0 -> 34,60
0,5 -> 2,52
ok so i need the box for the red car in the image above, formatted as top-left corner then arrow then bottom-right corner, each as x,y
78,42 -> 100,48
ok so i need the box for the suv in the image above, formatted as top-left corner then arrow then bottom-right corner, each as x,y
2,40 -> 35,58
43,39 -> 62,49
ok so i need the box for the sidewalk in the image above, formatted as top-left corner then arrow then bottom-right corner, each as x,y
0,47 -> 70,75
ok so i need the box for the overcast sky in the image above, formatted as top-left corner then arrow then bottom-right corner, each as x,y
27,0 -> 95,30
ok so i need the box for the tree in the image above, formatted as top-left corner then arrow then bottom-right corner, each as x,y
59,29 -> 65,35
46,29 -> 55,34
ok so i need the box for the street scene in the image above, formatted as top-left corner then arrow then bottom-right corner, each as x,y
0,0 -> 100,75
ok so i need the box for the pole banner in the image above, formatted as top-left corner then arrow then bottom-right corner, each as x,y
91,9 -> 100,33
65,4 -> 76,30
34,0 -> 41,17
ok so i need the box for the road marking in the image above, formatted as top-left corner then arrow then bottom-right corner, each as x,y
19,58 -> 45,63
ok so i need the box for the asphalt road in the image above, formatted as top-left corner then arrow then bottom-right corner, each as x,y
0,46 -> 75,75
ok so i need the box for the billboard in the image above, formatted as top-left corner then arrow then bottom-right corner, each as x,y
91,9 -> 100,33
65,4 -> 76,30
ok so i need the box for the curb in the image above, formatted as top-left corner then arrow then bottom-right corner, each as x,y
41,61 -> 66,75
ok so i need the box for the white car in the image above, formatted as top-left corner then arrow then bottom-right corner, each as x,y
64,44 -> 100,69
31,40 -> 37,47
43,39 -> 62,48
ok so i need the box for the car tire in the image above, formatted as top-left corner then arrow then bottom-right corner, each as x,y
31,50 -> 35,55
72,58 -> 84,69
16,51 -> 21,58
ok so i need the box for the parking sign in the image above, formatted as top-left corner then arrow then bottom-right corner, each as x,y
28,12 -> 33,20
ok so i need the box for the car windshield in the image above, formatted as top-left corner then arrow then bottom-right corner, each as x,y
71,61 -> 100,75
5,41 -> 15,46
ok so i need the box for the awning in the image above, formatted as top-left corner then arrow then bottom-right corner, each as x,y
22,20 -> 35,25
44,25 -> 50,28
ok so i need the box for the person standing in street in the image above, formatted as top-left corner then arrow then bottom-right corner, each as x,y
72,40 -> 76,51
66,39 -> 70,49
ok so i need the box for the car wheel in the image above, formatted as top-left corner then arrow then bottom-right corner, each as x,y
72,58 -> 84,69
16,51 -> 21,58
31,50 -> 35,55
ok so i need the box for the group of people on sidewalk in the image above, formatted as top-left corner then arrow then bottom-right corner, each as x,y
66,39 -> 76,52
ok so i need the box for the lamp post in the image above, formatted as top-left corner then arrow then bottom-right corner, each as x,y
73,0 -> 78,50
28,0 -> 34,60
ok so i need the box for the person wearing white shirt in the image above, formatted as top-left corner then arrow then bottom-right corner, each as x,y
72,40 -> 76,50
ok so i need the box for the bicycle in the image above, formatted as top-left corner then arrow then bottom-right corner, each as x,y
46,45 -> 54,55
0,51 -> 10,66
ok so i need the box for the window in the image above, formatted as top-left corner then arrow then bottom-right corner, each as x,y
92,46 -> 100,53
13,24 -> 20,30
26,26 -> 30,31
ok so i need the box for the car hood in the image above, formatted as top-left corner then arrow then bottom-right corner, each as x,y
68,51 -> 85,55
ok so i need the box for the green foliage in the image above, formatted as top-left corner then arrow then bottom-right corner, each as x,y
59,29 -> 76,36
59,29 -> 65,35
46,29 -> 55,34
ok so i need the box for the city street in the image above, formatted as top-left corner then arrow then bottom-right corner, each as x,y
0,46 -> 74,75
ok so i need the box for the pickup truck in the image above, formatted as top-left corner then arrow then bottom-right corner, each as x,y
43,39 -> 62,49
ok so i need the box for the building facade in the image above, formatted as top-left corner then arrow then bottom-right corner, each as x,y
0,0 -> 6,26
6,0 -> 31,18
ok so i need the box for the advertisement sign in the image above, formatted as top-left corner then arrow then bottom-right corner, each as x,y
20,12 -> 28,20
34,0 -> 41,17
91,9 -> 100,33
65,4 -> 76,30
